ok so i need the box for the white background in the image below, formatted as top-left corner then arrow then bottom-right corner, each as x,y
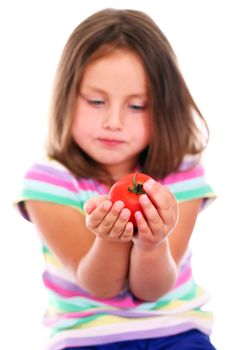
0,1 -> 232,349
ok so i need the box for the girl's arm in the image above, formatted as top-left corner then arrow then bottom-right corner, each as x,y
128,179 -> 202,301
26,198 -> 133,298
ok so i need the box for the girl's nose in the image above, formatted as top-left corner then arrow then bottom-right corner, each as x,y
102,107 -> 123,130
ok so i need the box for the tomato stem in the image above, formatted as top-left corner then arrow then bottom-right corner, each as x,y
128,175 -> 146,195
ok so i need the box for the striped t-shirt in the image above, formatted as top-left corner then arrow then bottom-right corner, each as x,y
15,156 -> 216,350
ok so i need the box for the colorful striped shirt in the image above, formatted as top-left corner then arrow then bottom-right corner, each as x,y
15,156 -> 216,350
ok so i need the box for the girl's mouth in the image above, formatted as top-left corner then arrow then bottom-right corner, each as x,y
98,138 -> 125,146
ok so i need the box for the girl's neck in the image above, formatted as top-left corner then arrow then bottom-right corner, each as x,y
102,161 -> 140,184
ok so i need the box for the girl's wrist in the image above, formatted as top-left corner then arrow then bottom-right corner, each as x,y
132,236 -> 169,252
95,236 -> 133,251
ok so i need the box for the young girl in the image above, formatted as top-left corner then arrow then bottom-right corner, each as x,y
15,8 -> 217,350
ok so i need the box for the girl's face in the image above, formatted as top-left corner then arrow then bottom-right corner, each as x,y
72,49 -> 151,180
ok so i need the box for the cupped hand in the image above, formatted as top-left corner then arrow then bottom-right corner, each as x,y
84,195 -> 134,242
133,179 -> 179,249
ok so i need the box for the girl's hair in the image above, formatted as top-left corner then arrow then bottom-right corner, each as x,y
47,8 -> 209,182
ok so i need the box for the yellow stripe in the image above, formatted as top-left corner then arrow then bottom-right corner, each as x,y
77,309 -> 213,329
44,252 -> 63,268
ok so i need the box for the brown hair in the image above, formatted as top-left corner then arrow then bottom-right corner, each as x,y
47,8 -> 209,183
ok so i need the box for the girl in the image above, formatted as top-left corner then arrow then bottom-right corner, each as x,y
15,8 -> 217,350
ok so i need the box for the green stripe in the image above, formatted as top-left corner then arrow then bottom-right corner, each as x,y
138,279 -> 196,311
174,185 -> 214,201
24,179 -> 76,197
42,245 -> 50,255
47,283 -> 198,314
21,189 -> 83,210
168,177 -> 209,192
159,279 -> 196,301
51,314 -> 102,335
151,287 -> 196,310
23,179 -> 98,203
48,292 -> 102,312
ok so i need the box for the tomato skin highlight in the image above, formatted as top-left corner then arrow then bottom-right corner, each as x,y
108,172 -> 152,227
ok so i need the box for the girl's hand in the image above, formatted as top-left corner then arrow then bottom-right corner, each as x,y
133,179 -> 179,249
84,195 -> 134,242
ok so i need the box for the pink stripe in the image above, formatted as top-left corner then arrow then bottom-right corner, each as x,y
162,166 -> 204,185
25,170 -> 101,193
44,278 -> 81,297
174,267 -> 192,288
105,296 -> 141,308
43,311 -> 96,326
25,171 -> 76,192
44,278 -> 141,308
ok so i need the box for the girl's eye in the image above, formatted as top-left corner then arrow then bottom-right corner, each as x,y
129,104 -> 146,111
88,99 -> 105,106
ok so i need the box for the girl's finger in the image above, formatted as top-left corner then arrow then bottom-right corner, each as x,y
138,194 -> 172,240
109,208 -> 131,238
158,205 -> 177,228
86,200 -> 112,229
84,201 -> 96,214
135,210 -> 167,247
120,221 -> 134,241
143,180 -> 176,210
134,210 -> 152,237
96,200 -> 125,236
139,194 -> 163,227
84,195 -> 108,214
143,181 -> 178,226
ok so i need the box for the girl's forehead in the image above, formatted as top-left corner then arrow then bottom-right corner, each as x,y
81,48 -> 149,88
81,54 -> 148,97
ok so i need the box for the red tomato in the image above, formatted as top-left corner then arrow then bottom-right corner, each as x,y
108,172 -> 152,228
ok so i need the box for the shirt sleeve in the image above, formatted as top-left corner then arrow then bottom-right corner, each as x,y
14,158 -> 85,222
161,158 -> 216,210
